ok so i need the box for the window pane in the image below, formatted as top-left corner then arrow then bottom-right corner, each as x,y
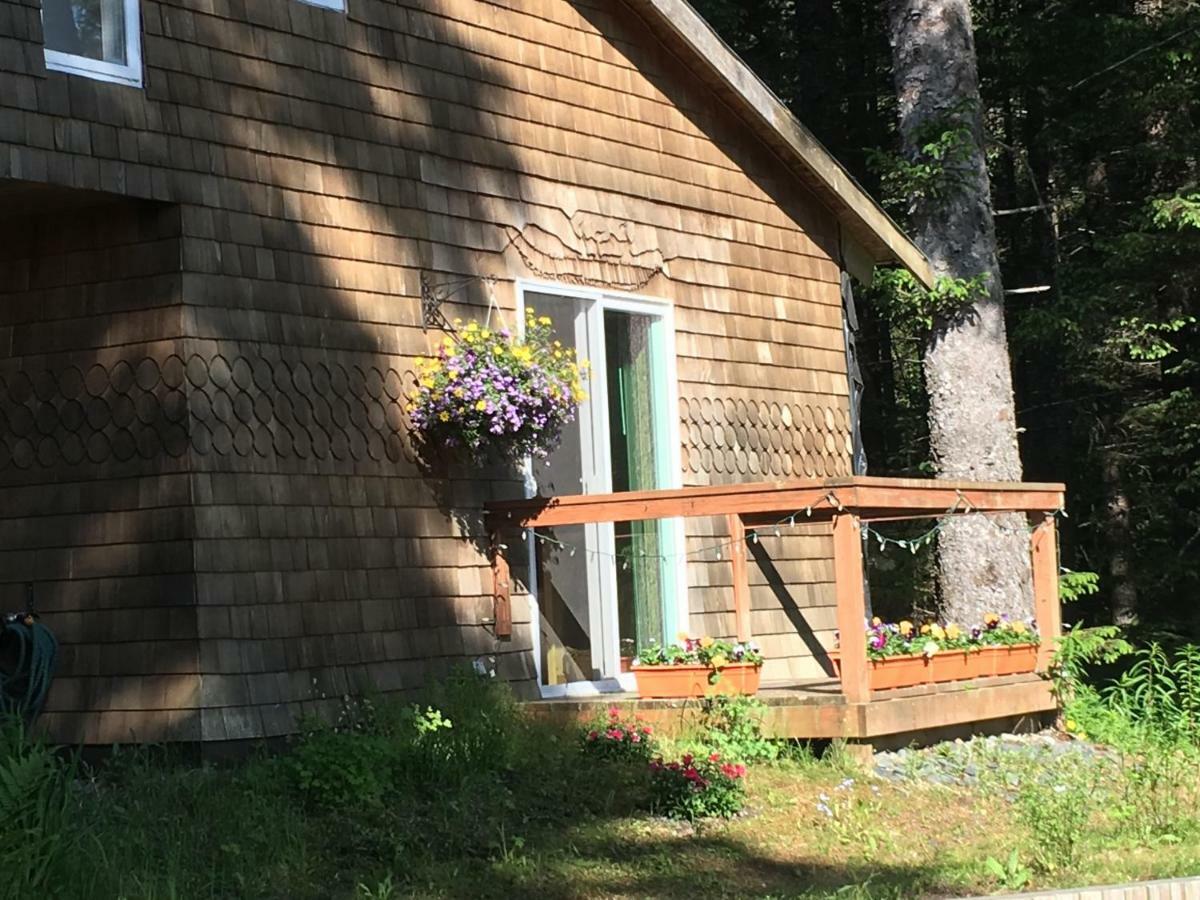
43,0 -> 127,65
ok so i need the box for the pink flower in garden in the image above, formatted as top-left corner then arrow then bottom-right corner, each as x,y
709,752 -> 721,762
681,753 -> 694,767
630,733 -> 641,743
587,730 -> 598,741
642,726 -> 653,735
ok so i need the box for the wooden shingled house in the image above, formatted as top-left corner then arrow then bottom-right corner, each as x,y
0,0 -> 1062,749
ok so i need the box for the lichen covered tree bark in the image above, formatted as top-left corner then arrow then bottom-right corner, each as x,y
887,0 -> 1034,624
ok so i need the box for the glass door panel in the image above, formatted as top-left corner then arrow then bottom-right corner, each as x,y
605,310 -> 671,663
525,290 -> 677,692
527,293 -> 606,686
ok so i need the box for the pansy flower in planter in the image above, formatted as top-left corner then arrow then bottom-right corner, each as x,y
832,614 -> 1041,690
407,308 -> 588,463
632,635 -> 765,698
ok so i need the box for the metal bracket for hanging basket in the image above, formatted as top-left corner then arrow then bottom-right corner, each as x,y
420,273 -> 496,333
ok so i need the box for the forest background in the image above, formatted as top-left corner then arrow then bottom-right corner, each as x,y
692,0 -> 1199,634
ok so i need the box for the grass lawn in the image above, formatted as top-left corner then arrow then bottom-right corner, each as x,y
399,749 -> 1200,899
6,671 -> 1200,899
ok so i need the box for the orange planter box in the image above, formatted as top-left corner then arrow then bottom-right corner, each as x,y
829,644 -> 1038,692
632,663 -> 762,699
992,644 -> 1039,676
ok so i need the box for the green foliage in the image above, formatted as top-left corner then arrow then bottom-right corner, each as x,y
582,706 -> 657,763
286,727 -> 400,810
1016,769 -> 1095,873
1116,740 -> 1200,842
867,107 -> 976,209
0,721 -> 75,899
871,269 -> 991,331
1151,193 -> 1200,231
1049,622 -> 1132,702
1059,569 -> 1101,603
648,751 -> 747,821
695,695 -> 780,764
984,849 -> 1032,893
1107,643 -> 1200,743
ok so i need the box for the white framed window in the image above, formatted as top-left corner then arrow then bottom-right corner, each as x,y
42,0 -> 143,87
297,0 -> 346,10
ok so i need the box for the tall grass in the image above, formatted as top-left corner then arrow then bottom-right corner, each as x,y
0,669 -> 648,898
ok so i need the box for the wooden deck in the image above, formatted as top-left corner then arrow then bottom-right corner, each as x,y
529,673 -> 1058,742
487,476 -> 1066,719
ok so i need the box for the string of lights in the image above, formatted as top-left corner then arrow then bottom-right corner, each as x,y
496,490 -> 1067,565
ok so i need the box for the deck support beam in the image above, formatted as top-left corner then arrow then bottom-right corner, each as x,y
727,513 -> 751,642
833,512 -> 870,704
1031,515 -> 1061,672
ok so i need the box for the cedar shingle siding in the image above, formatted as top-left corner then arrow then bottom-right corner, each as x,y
0,0 -> 853,744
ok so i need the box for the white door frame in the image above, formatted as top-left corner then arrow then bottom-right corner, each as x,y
515,279 -> 688,699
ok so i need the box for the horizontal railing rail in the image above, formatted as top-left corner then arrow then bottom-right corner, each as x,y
484,476 -> 1066,704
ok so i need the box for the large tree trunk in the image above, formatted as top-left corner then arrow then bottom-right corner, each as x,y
887,0 -> 1034,624
1099,427 -> 1138,626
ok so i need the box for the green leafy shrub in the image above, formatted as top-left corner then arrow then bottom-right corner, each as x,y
1017,771 -> 1095,873
1116,738 -> 1200,842
696,695 -> 780,764
1108,643 -> 1200,744
649,751 -> 746,820
285,727 -> 398,810
582,706 -> 656,762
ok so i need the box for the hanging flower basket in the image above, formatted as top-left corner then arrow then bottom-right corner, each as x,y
829,614 -> 1040,692
407,307 -> 587,463
632,636 -> 764,699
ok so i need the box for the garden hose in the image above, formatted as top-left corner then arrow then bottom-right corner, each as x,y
0,612 -> 57,721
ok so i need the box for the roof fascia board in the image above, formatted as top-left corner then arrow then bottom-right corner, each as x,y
625,0 -> 935,289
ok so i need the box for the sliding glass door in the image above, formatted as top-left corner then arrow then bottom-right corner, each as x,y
523,287 -> 681,695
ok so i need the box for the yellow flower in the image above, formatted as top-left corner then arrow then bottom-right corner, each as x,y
453,388 -> 464,398
920,624 -> 932,636
554,350 -> 563,359
474,400 -> 487,411
984,612 -> 1001,626
481,330 -> 491,339
899,620 -> 914,637
676,632 -> 691,643
538,316 -> 551,326
710,654 -> 728,668
442,336 -> 454,348
526,307 -> 537,317
699,636 -> 715,649
1011,620 -> 1028,634
438,411 -> 450,422
930,624 -> 946,641
945,624 -> 961,640
466,321 -> 478,332
871,617 -> 882,627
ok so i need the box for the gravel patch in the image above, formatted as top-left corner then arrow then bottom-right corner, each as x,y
873,731 -> 1117,788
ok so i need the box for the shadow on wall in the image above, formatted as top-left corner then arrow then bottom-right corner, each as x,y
0,0 -> 538,745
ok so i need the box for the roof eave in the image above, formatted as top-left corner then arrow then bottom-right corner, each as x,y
622,0 -> 935,290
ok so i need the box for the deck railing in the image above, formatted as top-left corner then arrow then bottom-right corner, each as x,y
483,476 -> 1066,704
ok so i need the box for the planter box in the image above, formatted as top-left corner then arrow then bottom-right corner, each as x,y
992,644 -> 1039,677
828,644 -> 1038,692
632,663 -> 761,699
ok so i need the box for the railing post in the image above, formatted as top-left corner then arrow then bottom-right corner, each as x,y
727,513 -> 751,642
833,512 -> 870,703
490,530 -> 513,640
1031,514 -> 1061,672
